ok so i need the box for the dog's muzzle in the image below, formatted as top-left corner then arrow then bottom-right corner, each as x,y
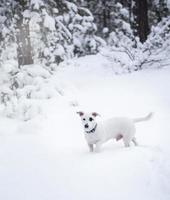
84,124 -> 89,129
85,124 -> 97,134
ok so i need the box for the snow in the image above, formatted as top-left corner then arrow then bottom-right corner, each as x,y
31,0 -> 44,10
120,8 -> 129,18
167,0 -> 170,9
44,13 -> 56,31
103,27 -> 109,33
0,54 -> 170,200
23,10 -> 31,19
65,1 -> 78,13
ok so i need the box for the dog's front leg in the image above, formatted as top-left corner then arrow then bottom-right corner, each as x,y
88,144 -> 94,152
95,141 -> 102,152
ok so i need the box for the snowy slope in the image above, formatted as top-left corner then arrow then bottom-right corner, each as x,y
0,55 -> 170,200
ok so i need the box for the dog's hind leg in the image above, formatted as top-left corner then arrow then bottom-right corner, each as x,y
123,141 -> 130,147
132,137 -> 138,146
123,136 -> 131,147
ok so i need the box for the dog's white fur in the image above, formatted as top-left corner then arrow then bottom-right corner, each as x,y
77,112 -> 153,152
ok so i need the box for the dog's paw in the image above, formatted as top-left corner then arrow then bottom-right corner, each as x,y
94,147 -> 101,153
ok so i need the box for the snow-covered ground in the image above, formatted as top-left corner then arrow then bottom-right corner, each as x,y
0,55 -> 170,200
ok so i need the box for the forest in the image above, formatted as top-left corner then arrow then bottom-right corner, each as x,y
0,0 -> 170,66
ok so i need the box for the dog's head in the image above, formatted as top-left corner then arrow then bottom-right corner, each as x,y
77,111 -> 100,132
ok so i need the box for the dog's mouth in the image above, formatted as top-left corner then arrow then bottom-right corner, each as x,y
85,123 -> 97,134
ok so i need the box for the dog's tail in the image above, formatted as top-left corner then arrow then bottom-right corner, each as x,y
133,112 -> 153,123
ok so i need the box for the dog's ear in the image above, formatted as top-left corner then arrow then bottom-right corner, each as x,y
92,112 -> 100,117
77,111 -> 84,116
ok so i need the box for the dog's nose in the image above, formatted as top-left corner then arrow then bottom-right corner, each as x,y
85,124 -> 89,128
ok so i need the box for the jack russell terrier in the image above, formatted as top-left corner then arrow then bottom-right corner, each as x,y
77,112 -> 153,152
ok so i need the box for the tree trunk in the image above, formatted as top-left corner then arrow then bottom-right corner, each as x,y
134,0 -> 150,43
128,0 -> 132,24
16,21 -> 33,67
16,0 -> 33,67
102,0 -> 107,28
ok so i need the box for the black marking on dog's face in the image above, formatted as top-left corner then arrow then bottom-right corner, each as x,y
89,117 -> 93,121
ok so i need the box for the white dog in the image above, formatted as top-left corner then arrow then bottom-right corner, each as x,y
77,111 -> 153,152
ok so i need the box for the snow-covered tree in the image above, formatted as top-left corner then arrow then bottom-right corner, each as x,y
0,0 -> 103,67
0,0 -> 105,119
141,16 -> 170,68
0,0 -> 17,64
28,0 -> 104,65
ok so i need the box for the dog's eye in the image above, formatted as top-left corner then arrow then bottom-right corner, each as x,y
83,118 -> 86,121
89,117 -> 93,121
